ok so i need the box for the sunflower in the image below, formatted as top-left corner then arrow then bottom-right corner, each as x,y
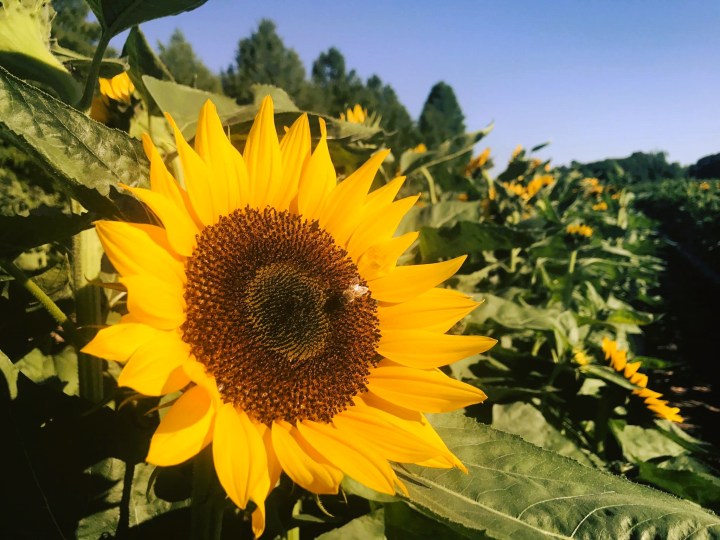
83,97 -> 495,536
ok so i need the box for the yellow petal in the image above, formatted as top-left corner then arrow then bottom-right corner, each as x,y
363,176 -> 405,213
250,423 -> 282,538
118,332 -> 190,396
320,150 -> 390,246
166,113 -> 216,226
81,322 -> 164,363
213,404 -> 268,510
377,329 -> 496,368
347,195 -> 419,259
120,275 -> 185,330
278,113 -> 311,210
378,288 -> 480,333
146,385 -> 214,466
367,361 -> 487,412
332,406 -> 456,465
357,232 -> 418,281
244,96 -> 283,209
296,420 -> 400,495
297,118 -> 335,220
630,372 -> 648,388
623,361 -> 642,379
122,185 -> 198,258
95,221 -> 185,285
183,358 -> 222,405
271,421 -> 343,494
370,256 -> 466,303
194,100 -> 242,216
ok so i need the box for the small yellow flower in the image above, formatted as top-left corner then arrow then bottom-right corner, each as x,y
699,181 -> 710,190
411,143 -> 427,154
488,186 -> 497,201
511,144 -> 523,159
465,147 -> 491,176
83,97 -> 495,536
601,338 -> 682,423
98,71 -> 135,104
340,104 -> 368,124
566,224 -> 593,238
592,201 -> 608,211
573,349 -> 591,365
457,192 -> 469,202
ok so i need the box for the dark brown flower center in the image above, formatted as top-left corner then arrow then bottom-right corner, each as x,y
182,206 -> 380,424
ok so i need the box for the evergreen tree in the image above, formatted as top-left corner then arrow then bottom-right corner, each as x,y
158,29 -> 222,93
51,0 -> 101,56
222,19 -> 306,104
309,47 -> 363,113
418,81 -> 466,148
361,75 -> 420,152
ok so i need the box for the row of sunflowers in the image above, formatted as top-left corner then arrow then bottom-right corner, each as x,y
1,2 -> 719,538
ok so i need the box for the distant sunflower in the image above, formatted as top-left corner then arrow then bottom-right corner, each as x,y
83,97 -> 495,536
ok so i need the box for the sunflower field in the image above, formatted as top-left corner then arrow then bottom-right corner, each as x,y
2,2 -> 720,539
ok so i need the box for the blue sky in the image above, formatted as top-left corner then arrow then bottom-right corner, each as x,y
113,0 -> 720,168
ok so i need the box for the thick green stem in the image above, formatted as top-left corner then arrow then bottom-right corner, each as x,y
73,226 -> 106,403
191,447 -> 225,540
568,249 -> 578,275
0,258 -> 79,344
76,32 -> 111,111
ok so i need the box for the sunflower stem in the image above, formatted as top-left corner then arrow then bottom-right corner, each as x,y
73,224 -> 106,403
191,447 -> 224,540
0,258 -> 80,344
76,32 -> 111,111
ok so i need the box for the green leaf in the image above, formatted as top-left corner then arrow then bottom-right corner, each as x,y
15,345 -> 78,395
398,413 -> 720,539
0,206 -> 92,256
609,419 -> 687,462
420,221 -> 535,262
250,83 -> 299,111
397,201 -> 482,236
385,502 -> 481,539
606,308 -> 653,326
492,402 -> 596,467
467,293 -> 560,331
317,509 -> 385,540
51,45 -> 128,79
142,75 -> 246,138
402,126 -> 493,177
580,364 -> 637,391
0,66 -> 149,219
638,456 -> 720,510
86,0 -> 209,38
122,27 -> 174,115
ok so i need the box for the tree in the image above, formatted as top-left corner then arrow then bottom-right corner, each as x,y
308,47 -> 363,113
221,19 -> 306,104
51,0 -> 101,56
418,81 -> 465,148
361,75 -> 419,152
158,29 -> 222,93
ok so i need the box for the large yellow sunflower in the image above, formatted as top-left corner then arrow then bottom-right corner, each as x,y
83,96 -> 495,536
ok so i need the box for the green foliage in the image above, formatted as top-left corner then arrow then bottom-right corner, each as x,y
221,19 -> 307,104
0,66 -> 149,219
51,0 -> 101,56
158,28 -> 222,92
419,81 -> 466,149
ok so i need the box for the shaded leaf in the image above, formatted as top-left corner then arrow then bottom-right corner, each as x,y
609,419 -> 687,462
398,412 -> 720,539
420,221 -> 535,262
0,349 -> 18,399
0,206 -> 92,256
86,0 -> 209,38
122,27 -> 174,115
467,293 -> 560,331
317,509 -> 384,540
638,456 -> 720,510
385,502 -> 481,540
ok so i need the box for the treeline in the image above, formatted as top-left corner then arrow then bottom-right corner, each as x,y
562,151 -> 720,184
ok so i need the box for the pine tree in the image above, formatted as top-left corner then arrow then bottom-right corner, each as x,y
222,19 -> 307,104
361,75 -> 419,152
418,81 -> 466,148
51,0 -> 101,56
158,29 -> 222,93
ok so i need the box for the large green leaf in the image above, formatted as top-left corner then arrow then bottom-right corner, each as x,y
609,419 -> 687,463
638,456 -> 720,511
420,221 -> 535,262
86,0 -> 209,38
467,293 -> 560,331
142,75 -> 247,138
317,509 -> 385,540
0,66 -> 149,219
398,413 -> 720,539
122,27 -> 174,115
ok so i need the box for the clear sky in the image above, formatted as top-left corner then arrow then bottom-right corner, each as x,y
112,0 -> 720,168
